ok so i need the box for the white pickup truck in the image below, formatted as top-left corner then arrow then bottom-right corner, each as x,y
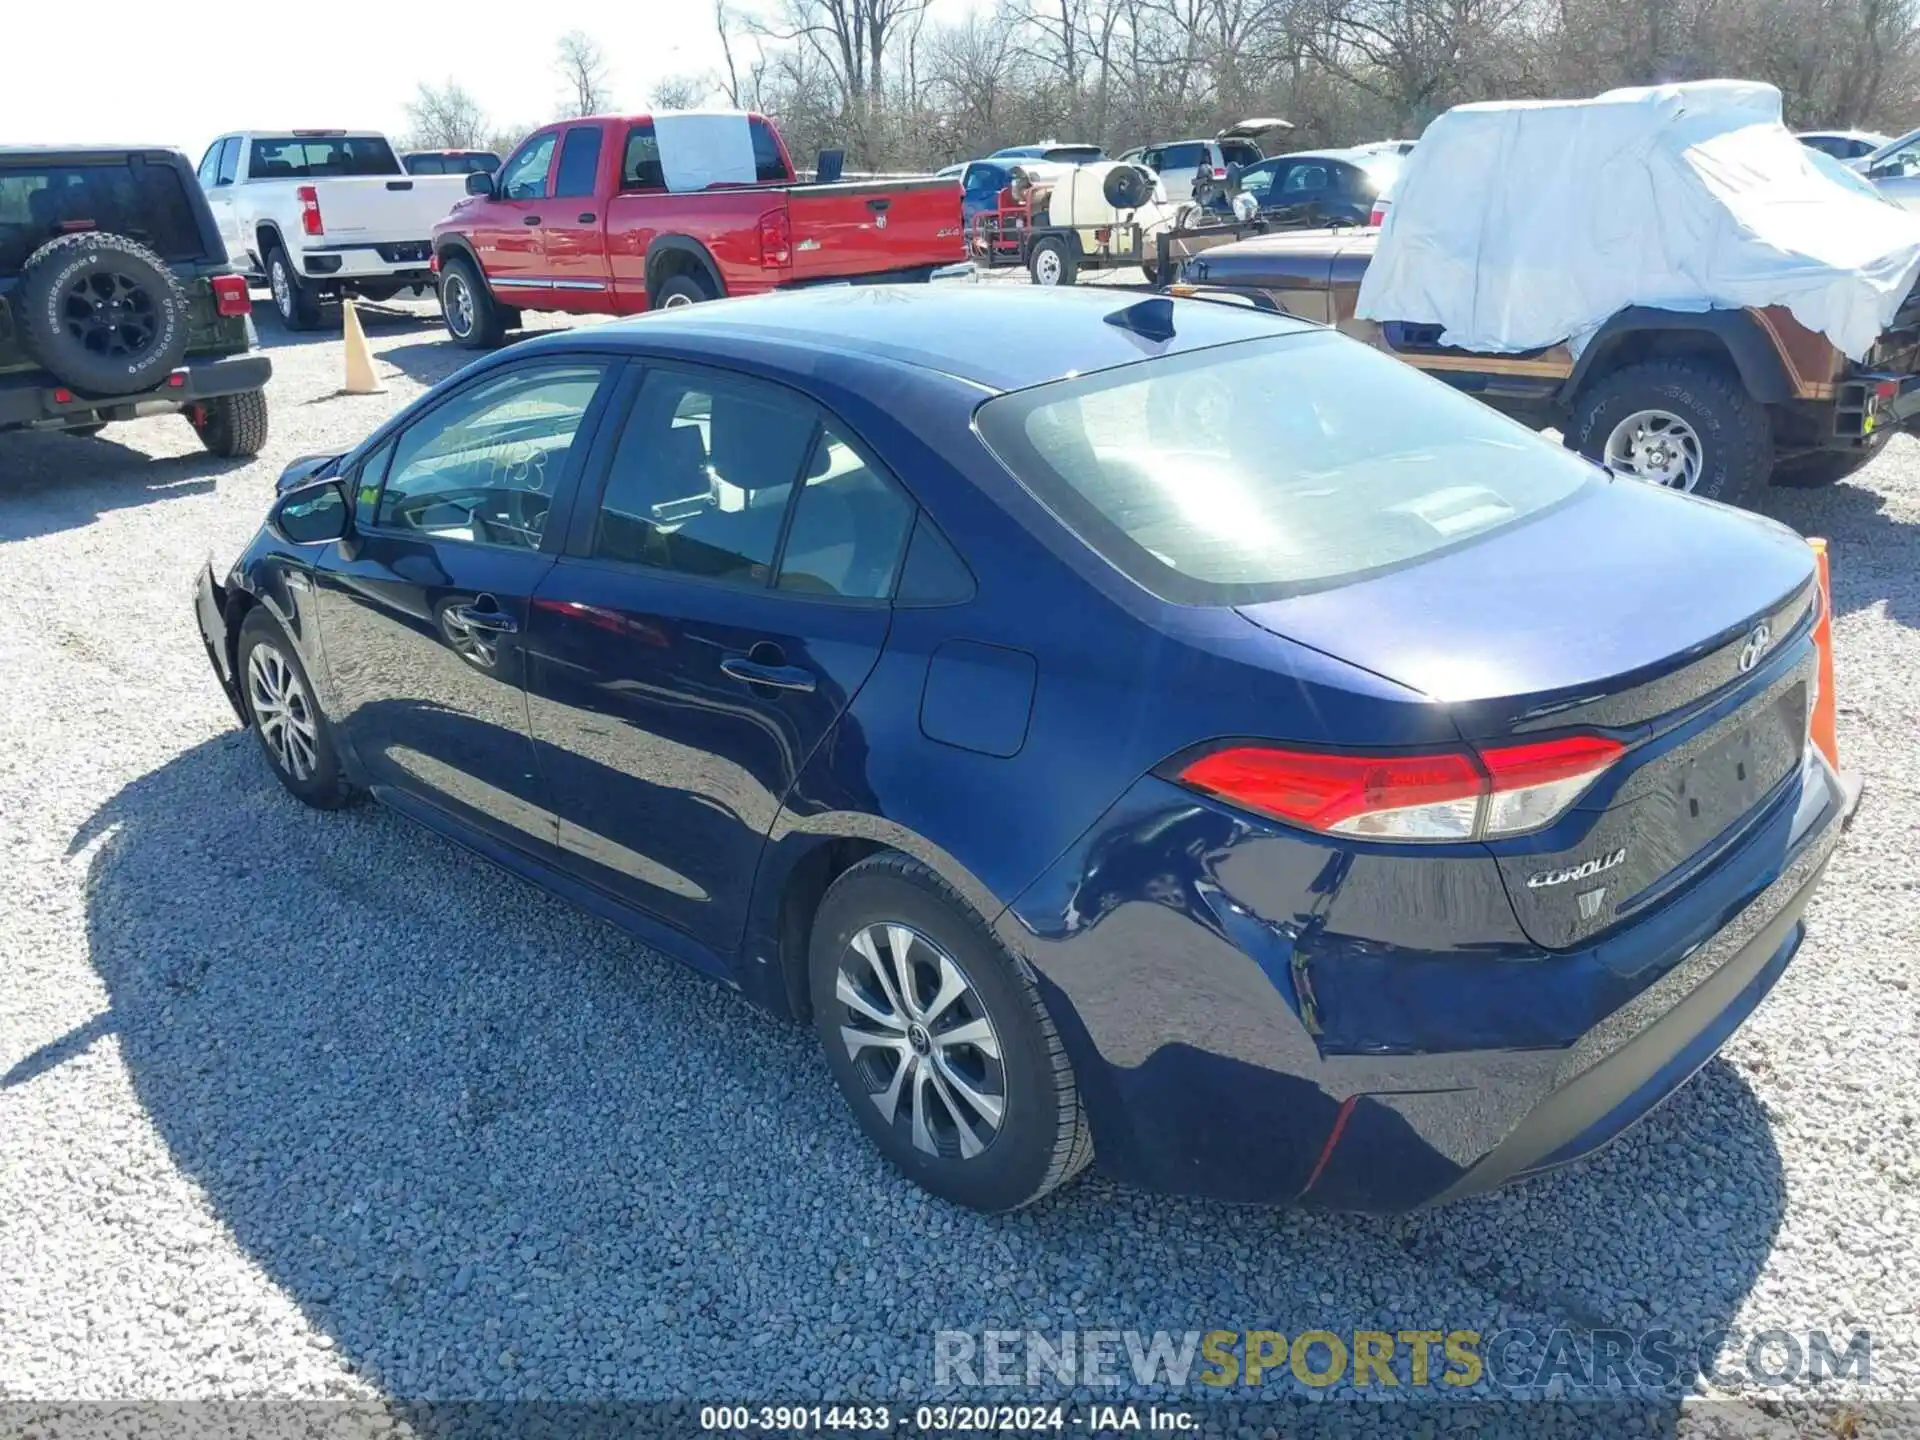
195,131 -> 467,329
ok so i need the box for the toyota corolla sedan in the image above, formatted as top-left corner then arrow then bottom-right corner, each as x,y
194,287 -> 1858,1213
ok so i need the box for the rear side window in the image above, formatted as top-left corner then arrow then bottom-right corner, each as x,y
406,154 -> 446,175
622,124 -> 664,189
776,427 -> 915,600
246,136 -> 401,178
749,119 -> 791,183
555,127 -> 604,199
976,333 -> 1592,605
1162,143 -> 1206,169
0,161 -> 206,271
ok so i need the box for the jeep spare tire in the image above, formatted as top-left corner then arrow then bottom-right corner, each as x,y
14,232 -> 190,396
1103,164 -> 1154,210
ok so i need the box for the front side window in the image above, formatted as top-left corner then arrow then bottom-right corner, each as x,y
592,369 -> 818,585
1237,163 -> 1280,202
374,363 -> 607,550
216,138 -> 241,185
499,133 -> 558,200
776,427 -> 915,600
197,143 -> 222,187
977,333 -> 1593,604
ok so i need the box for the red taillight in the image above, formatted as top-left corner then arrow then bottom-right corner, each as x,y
1177,735 -> 1625,842
297,185 -> 324,237
211,273 -> 251,316
758,207 -> 791,267
1368,202 -> 1387,227
1212,166 -> 1228,179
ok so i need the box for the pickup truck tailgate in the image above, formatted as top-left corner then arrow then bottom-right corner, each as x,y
786,178 -> 963,281
306,175 -> 468,241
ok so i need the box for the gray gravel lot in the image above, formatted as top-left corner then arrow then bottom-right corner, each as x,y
2,283 -> 1918,1437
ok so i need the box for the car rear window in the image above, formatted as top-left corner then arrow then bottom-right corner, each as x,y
0,161 -> 205,272
975,333 -> 1593,605
247,136 -> 401,179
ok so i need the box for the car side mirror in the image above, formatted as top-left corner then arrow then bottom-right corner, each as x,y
271,478 -> 351,545
465,171 -> 495,198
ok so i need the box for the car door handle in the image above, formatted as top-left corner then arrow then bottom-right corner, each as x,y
720,657 -> 816,693
866,197 -> 891,213
523,215 -> 542,226
577,212 -> 596,223
448,602 -> 518,633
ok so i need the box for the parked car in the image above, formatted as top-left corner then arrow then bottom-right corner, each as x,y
430,110 -> 964,346
1120,120 -> 1294,202
1,145 -> 270,455
1198,146 -> 1403,228
196,130 -> 469,330
1859,126 -> 1920,204
1175,84 -> 1920,507
193,285 -> 1857,1213
403,149 -> 501,177
987,144 -> 1106,165
1798,129 -> 1891,163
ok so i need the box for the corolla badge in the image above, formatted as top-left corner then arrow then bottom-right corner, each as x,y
1738,622 -> 1773,673
1527,848 -> 1627,888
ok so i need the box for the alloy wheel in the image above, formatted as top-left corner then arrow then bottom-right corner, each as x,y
834,923 -> 1007,1160
1603,408 -> 1704,491
661,290 -> 695,309
60,271 -> 158,358
246,643 -> 319,781
444,273 -> 474,336
270,259 -> 294,321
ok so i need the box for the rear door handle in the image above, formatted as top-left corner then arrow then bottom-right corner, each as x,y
448,601 -> 518,633
866,198 -> 891,213
523,215 -> 542,226
721,657 -> 816,693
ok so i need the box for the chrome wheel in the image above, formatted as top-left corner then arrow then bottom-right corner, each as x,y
270,258 -> 294,321
660,290 -> 695,309
443,272 -> 474,336
1032,246 -> 1063,286
834,923 -> 1006,1160
246,643 -> 318,781
1603,408 -> 1703,491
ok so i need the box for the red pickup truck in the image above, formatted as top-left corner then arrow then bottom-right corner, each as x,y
430,111 -> 965,346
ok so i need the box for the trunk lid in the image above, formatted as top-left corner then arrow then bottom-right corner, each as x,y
1219,118 -> 1295,140
785,177 -> 964,281
298,175 -> 468,241
1236,480 -> 1819,949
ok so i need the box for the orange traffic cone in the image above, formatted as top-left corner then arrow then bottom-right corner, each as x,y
1808,537 -> 1839,771
342,299 -> 384,395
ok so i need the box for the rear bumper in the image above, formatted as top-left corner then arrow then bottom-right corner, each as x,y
298,242 -> 434,283
0,354 -> 271,432
1004,747 -> 1857,1211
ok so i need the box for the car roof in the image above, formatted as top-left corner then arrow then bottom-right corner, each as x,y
526,286 -> 1315,393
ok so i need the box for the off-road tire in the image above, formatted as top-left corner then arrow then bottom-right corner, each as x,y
1567,358 -> 1773,509
267,246 -> 324,332
438,255 -> 508,348
1773,434 -> 1889,487
193,390 -> 271,458
14,232 -> 191,394
810,852 -> 1093,1212
237,608 -> 357,809
651,272 -> 717,310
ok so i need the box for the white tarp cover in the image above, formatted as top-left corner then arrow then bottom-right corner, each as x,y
1355,81 -> 1920,360
655,111 -> 758,192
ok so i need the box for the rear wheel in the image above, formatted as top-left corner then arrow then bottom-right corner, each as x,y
237,609 -> 357,809
810,853 -> 1092,1212
267,246 -> 324,331
1028,236 -> 1075,287
438,256 -> 507,348
651,272 -> 715,310
192,391 -> 270,459
1773,434 -> 1889,487
1567,358 -> 1772,509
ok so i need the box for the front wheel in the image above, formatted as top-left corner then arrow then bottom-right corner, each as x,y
1567,359 -> 1773,509
439,256 -> 507,348
192,391 -> 270,458
1028,236 -> 1075,287
810,853 -> 1092,1212
237,609 -> 357,809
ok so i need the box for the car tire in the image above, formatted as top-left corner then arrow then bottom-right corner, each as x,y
237,608 -> 357,809
438,255 -> 507,348
651,272 -> 715,310
1028,236 -> 1075,288
267,246 -> 324,332
1567,358 -> 1773,509
14,232 -> 191,395
1773,434 -> 1888,487
810,852 -> 1093,1213
193,390 -> 271,459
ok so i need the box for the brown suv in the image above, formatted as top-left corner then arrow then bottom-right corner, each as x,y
1168,227 -> 1920,508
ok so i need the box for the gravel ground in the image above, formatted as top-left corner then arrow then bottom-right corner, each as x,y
2,283 -> 1918,1438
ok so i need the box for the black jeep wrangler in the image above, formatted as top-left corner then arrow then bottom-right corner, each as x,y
1,146 -> 270,456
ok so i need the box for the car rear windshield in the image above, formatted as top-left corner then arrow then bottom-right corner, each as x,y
0,161 -> 205,273
975,332 -> 1594,605
247,136 -> 401,179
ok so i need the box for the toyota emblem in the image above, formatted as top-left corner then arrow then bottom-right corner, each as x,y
1738,622 -> 1772,673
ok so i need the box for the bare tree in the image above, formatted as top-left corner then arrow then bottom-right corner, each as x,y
652,73 -> 714,108
556,30 -> 615,117
403,80 -> 491,150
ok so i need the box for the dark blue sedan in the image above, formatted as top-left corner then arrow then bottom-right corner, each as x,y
194,287 -> 1857,1213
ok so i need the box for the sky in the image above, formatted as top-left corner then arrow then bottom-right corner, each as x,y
4,0 -> 931,165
